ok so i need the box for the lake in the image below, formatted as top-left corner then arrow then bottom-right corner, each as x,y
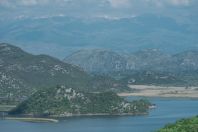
1,97 -> 198,132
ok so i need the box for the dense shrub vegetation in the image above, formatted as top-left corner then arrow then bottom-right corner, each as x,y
9,86 -> 151,117
158,116 -> 198,132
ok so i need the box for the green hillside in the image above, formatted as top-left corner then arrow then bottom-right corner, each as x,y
158,116 -> 198,132
9,85 -> 151,117
0,43 -> 128,105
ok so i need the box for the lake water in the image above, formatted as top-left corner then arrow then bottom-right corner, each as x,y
1,97 -> 198,132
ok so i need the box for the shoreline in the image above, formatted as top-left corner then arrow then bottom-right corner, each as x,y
118,93 -> 198,99
118,85 -> 198,99
4,117 -> 59,123
50,112 -> 148,118
2,112 -> 148,123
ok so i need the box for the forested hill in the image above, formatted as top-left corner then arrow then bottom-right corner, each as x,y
9,85 -> 151,117
0,43 -> 128,104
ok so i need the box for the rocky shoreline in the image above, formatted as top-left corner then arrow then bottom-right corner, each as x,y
50,112 -> 149,118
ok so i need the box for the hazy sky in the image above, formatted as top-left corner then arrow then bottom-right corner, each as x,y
0,0 -> 197,58
0,0 -> 197,22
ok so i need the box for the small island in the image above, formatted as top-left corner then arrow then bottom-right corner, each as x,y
8,85 -> 151,119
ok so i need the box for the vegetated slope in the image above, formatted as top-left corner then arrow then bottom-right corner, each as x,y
9,85 -> 151,117
90,75 -> 130,92
172,50 -> 198,72
125,49 -> 198,73
125,49 -> 172,71
158,116 -> 198,132
65,48 -> 198,73
65,48 -> 198,86
0,43 -> 128,104
64,49 -> 127,74
64,49 -> 171,73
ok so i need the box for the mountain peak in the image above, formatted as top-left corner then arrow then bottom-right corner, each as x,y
136,48 -> 162,54
0,43 -> 27,57
177,50 -> 198,56
0,43 -> 19,49
64,49 -> 127,73
72,48 -> 113,54
133,49 -> 169,59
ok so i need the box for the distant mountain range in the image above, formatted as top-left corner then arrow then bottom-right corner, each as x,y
0,43 -> 128,104
9,85 -> 151,117
1,43 -> 198,104
64,48 -> 198,74
64,48 -> 198,86
1,14 -> 197,58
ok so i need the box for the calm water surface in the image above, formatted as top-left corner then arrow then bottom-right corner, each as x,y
1,97 -> 198,132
